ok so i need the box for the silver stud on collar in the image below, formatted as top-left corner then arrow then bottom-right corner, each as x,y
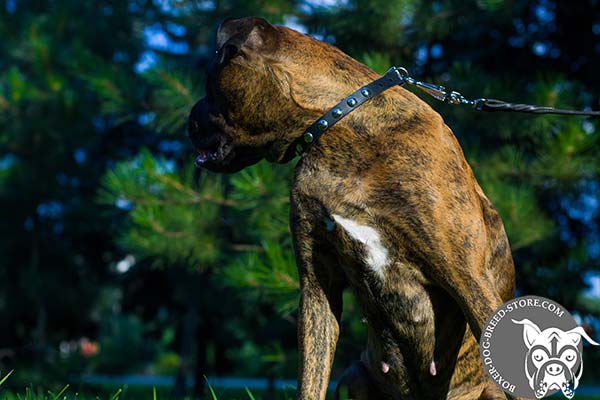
317,119 -> 328,131
292,67 -> 410,159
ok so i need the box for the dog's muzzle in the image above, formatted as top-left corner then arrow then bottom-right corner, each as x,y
188,98 -> 265,173
188,98 -> 228,168
533,358 -> 576,399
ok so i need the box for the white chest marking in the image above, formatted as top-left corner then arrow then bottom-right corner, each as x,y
332,214 -> 389,277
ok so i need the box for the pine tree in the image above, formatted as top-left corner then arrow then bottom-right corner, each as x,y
0,0 -> 155,377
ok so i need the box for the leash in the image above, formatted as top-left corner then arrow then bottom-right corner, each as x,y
293,66 -> 600,156
397,67 -> 600,116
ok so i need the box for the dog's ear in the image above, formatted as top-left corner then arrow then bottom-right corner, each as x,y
216,17 -> 279,54
512,319 -> 542,349
564,326 -> 600,346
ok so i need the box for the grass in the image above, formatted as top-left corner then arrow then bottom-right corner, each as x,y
0,387 -> 291,400
0,370 -> 297,400
1,371 -> 599,400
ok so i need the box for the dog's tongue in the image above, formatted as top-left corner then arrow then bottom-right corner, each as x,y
195,151 -> 211,167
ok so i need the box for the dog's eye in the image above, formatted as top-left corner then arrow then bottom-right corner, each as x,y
532,349 -> 547,363
562,349 -> 577,363
216,43 -> 240,65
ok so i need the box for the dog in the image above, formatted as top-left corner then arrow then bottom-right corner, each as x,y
188,16 -> 516,400
512,319 -> 599,399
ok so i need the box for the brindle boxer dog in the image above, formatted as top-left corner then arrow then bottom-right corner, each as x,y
188,17 -> 516,400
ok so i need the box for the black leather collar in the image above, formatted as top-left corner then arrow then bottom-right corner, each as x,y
288,67 -> 407,159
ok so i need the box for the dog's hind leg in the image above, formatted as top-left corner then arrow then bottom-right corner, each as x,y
420,193 -> 515,342
477,383 -> 510,400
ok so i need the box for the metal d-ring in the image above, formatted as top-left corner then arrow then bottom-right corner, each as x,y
397,67 -> 409,78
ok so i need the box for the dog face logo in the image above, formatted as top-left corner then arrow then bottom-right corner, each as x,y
512,319 -> 599,399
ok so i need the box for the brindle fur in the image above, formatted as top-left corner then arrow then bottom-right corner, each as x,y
188,17 -> 516,400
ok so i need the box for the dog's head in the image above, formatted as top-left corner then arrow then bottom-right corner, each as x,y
188,17 -> 377,172
512,319 -> 598,399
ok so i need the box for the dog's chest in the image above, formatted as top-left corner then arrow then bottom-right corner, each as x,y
299,170 -> 394,278
326,214 -> 390,278
295,166 -> 408,279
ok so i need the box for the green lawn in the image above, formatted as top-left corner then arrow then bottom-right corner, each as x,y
0,370 -> 295,400
0,386 -> 293,400
1,372 -> 598,400
1,390 -> 599,400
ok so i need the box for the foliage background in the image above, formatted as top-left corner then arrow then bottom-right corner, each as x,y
1,0 -> 599,396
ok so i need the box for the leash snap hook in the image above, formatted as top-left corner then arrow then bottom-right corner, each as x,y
447,90 -> 474,106
472,98 -> 487,111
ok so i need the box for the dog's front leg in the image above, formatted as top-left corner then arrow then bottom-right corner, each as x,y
292,197 -> 344,400
297,278 -> 342,400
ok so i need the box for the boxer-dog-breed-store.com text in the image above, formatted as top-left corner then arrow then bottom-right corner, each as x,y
188,17 -> 516,400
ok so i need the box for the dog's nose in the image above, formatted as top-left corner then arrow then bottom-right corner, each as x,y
545,363 -> 564,376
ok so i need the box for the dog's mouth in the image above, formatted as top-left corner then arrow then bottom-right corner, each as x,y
191,134 -> 242,172
188,106 -> 234,171
190,129 -> 263,173
197,145 -> 263,173
193,138 -> 232,168
188,98 -> 265,173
